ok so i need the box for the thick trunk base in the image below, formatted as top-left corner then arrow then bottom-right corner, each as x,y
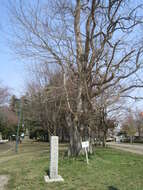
68,125 -> 82,157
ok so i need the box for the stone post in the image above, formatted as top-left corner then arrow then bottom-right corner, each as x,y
44,136 -> 64,183
50,136 -> 58,179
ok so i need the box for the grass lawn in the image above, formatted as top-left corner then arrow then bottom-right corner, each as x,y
0,141 -> 143,190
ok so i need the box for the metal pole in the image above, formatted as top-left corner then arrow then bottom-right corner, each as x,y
15,101 -> 22,153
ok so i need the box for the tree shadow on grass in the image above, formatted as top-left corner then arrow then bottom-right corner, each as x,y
44,168 -> 50,175
108,186 -> 119,190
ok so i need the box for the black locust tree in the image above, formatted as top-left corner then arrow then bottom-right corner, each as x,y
8,0 -> 143,156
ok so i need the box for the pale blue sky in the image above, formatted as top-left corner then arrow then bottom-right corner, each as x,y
0,1 -> 26,96
0,0 -> 143,110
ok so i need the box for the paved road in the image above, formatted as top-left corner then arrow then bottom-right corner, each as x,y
0,143 -> 12,153
0,143 -> 13,157
107,142 -> 143,155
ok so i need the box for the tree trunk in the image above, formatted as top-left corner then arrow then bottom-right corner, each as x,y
68,124 -> 82,156
66,114 -> 82,156
89,137 -> 93,154
102,131 -> 107,147
130,136 -> 133,144
88,127 -> 93,154
138,127 -> 141,140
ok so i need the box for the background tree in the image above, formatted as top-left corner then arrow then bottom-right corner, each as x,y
121,110 -> 137,143
0,106 -> 18,139
0,81 -> 12,138
0,81 -> 9,106
134,110 -> 143,140
23,65 -> 69,142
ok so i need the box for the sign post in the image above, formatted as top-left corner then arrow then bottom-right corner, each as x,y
82,141 -> 89,164
15,102 -> 22,153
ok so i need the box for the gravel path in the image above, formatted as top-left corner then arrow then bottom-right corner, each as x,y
0,143 -> 12,154
107,142 -> 143,155
0,175 -> 9,190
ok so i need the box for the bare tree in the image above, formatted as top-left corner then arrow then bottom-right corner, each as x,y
8,0 -> 143,155
24,64 -> 69,140
121,110 -> 137,143
0,82 -> 10,106
134,109 -> 143,140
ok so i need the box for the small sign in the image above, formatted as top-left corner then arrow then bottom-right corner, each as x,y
82,141 -> 89,149
82,141 -> 89,164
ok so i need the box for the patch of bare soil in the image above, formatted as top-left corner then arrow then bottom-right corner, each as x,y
0,175 -> 9,190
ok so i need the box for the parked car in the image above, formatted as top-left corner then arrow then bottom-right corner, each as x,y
106,137 -> 115,142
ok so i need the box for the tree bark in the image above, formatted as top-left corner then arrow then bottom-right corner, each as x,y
66,114 -> 82,156
102,131 -> 107,147
130,136 -> 133,144
68,124 -> 82,156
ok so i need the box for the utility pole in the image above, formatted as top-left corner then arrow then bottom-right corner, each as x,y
15,101 -> 22,153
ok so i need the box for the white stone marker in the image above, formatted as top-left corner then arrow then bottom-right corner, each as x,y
44,136 -> 64,183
